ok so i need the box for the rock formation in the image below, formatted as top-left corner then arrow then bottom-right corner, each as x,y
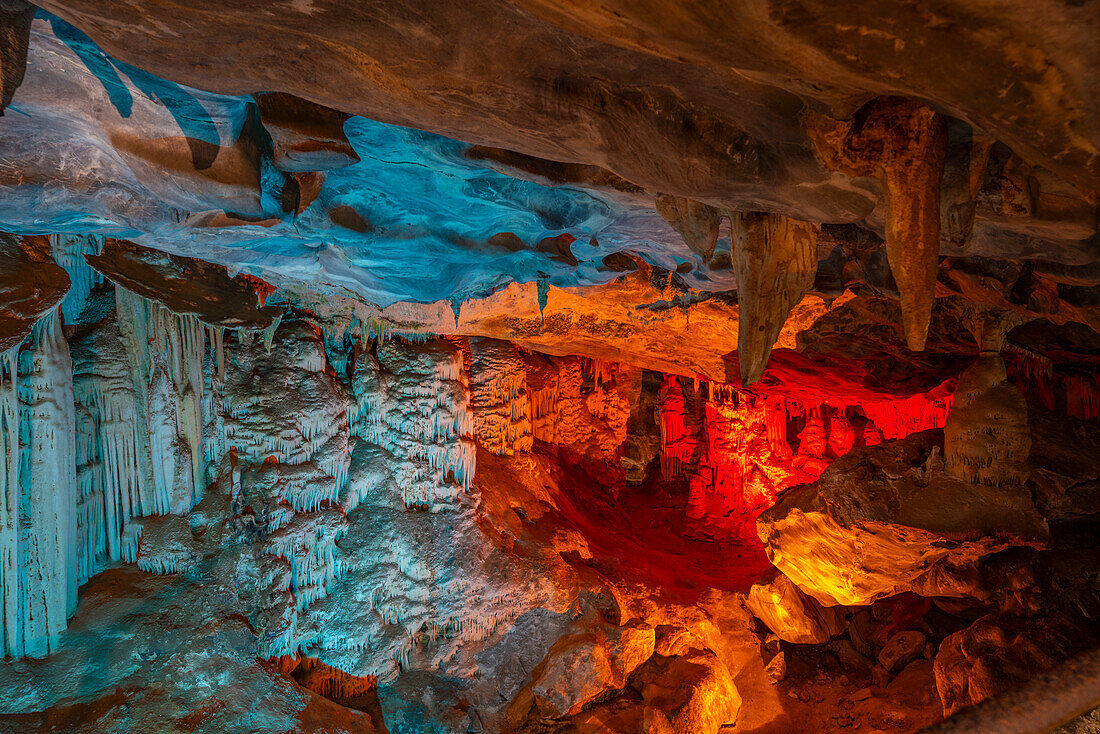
0,1 -> 34,114
943,352 -> 1031,487
0,4 -> 1095,734
757,430 -> 1048,606
730,211 -> 819,384
808,97 -> 948,352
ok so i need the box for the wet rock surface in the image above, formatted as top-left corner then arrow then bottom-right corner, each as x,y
0,232 -> 70,352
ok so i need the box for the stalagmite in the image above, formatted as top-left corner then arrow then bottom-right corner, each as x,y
809,97 -> 948,351
944,352 -> 1031,487
71,310 -> 164,580
0,311 -> 77,659
351,338 -> 475,509
729,212 -> 819,385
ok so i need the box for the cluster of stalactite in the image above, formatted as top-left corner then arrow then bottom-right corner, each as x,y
1003,343 -> 1100,421
657,375 -> 953,534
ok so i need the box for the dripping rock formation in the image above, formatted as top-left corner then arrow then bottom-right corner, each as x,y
0,4 -> 1096,734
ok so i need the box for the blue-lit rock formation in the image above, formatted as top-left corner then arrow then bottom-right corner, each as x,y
0,14 -> 720,312
0,311 -> 76,659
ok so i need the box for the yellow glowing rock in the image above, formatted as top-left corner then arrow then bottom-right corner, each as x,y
745,573 -> 844,644
757,431 -> 1047,606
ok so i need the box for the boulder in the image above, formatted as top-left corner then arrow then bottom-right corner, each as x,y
878,631 -> 927,672
745,573 -> 844,644
764,651 -> 786,684
519,621 -> 655,719
933,615 -> 1066,717
757,430 -> 1048,606
632,649 -> 741,734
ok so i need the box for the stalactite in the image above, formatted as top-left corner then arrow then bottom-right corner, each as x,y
72,312 -> 152,581
536,278 -> 549,325
658,372 -> 956,534
1003,342 -> 1056,412
49,234 -> 104,325
728,211 -> 819,385
115,287 -> 208,513
273,655 -> 379,700
0,311 -> 77,659
797,409 -> 827,459
1065,373 -> 1100,420
808,97 -> 948,351
658,375 -> 694,480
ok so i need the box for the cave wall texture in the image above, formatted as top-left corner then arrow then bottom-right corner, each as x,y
0,2 -> 1096,733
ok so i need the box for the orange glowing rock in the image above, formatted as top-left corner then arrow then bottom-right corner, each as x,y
513,621 -> 656,719
632,648 -> 741,734
757,431 -> 1048,607
745,573 -> 844,645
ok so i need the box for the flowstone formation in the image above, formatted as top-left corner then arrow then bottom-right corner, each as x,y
0,3 -> 1096,734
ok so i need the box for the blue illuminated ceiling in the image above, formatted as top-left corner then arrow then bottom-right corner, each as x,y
0,13 -> 730,307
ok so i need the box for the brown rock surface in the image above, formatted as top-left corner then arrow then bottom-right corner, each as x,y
879,630 -> 927,673
730,211 -> 819,384
86,238 -> 282,329
655,195 -> 722,264
943,352 -> 1031,487
0,232 -> 70,352
0,0 -> 34,114
253,92 -> 359,173
32,0 -> 1099,213
933,615 -> 1072,717
808,97 -> 948,351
